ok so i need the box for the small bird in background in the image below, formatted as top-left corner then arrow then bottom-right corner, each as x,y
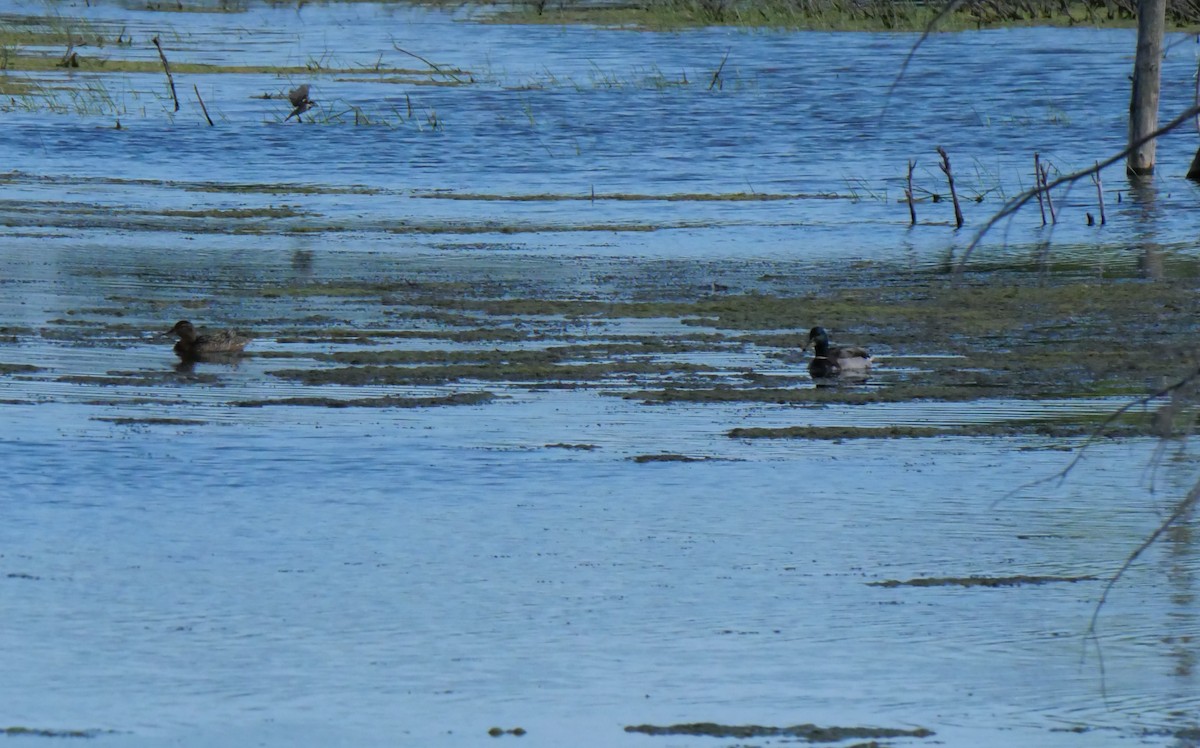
285,84 -> 314,121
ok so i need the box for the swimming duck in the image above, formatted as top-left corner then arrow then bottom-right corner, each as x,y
162,320 -> 250,361
803,326 -> 871,378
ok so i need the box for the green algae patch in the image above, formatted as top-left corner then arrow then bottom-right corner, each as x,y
93,416 -> 209,426
411,190 -> 825,202
269,359 -> 713,386
1,725 -> 112,738
728,417 -> 1155,440
488,0 -> 1166,31
632,453 -> 720,463
870,574 -> 1098,588
0,54 -> 451,77
318,341 -> 712,366
235,392 -> 494,408
0,363 -> 42,375
624,721 -> 933,741
159,207 -> 306,220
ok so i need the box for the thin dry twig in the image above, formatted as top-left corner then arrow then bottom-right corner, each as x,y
1039,163 -> 1057,223
1033,152 -> 1047,226
1086,480 -> 1200,638
997,366 -> 1200,506
709,48 -> 731,91
937,146 -> 964,228
391,44 -> 464,84
152,36 -> 180,112
882,0 -> 967,115
906,159 -> 917,225
193,84 -> 213,126
1092,162 -> 1106,225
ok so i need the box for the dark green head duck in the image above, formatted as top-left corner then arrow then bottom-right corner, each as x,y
803,326 -> 871,378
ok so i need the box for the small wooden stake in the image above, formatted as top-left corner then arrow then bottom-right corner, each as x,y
152,36 -> 180,112
1091,162 -> 1106,225
1033,153 -> 1047,226
193,84 -> 214,126
936,146 -> 963,228
905,159 -> 917,225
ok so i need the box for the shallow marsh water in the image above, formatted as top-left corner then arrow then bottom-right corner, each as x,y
1,2 -> 1199,746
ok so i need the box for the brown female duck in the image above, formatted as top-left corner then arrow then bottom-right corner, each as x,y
163,320 -> 250,361
802,326 -> 871,379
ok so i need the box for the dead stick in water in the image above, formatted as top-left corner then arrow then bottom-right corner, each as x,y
905,159 -> 917,225
936,146 -> 963,228
1040,163 -> 1057,224
1033,153 -> 1047,226
193,84 -> 214,126
708,48 -> 731,91
1092,162 -> 1106,225
152,36 -> 180,112
392,44 -> 464,84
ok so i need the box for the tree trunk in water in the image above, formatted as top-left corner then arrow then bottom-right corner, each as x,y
1127,0 -> 1166,176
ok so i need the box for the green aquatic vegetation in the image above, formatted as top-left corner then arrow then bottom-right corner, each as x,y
316,339 -> 716,366
1,726 -> 112,738
488,0 -> 1192,29
0,53 -> 450,76
410,190 -> 825,202
182,182 -> 382,195
159,206 -> 305,219
0,363 -> 42,375
264,279 -> 472,299
625,722 -> 933,740
94,417 -> 209,426
727,413 -> 1157,440
234,392 -> 494,408
869,574 -> 1097,588
631,453 -> 722,462
269,359 -> 715,386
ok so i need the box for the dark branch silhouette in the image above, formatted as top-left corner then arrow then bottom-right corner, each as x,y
955,103 -> 1200,271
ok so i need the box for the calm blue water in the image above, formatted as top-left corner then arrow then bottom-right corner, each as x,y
1,2 -> 1198,746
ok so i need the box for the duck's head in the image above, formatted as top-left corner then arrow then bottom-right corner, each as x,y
804,326 -> 830,351
163,320 -> 196,340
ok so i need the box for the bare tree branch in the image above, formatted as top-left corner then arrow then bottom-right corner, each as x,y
391,44 -> 465,84
882,0 -> 967,114
956,103 -> 1200,271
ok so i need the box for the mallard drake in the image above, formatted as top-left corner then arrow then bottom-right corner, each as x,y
162,320 -> 250,361
803,326 -> 871,378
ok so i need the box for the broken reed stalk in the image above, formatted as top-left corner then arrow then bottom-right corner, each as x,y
1033,153 -> 1047,225
392,44 -> 464,84
152,36 -> 180,112
905,159 -> 917,225
193,84 -> 214,126
1039,163 -> 1057,223
936,146 -> 963,228
709,48 -> 731,91
1190,60 -> 1200,181
1092,162 -> 1106,225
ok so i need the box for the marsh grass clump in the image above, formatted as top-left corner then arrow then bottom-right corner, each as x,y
494,0 -> 1200,28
